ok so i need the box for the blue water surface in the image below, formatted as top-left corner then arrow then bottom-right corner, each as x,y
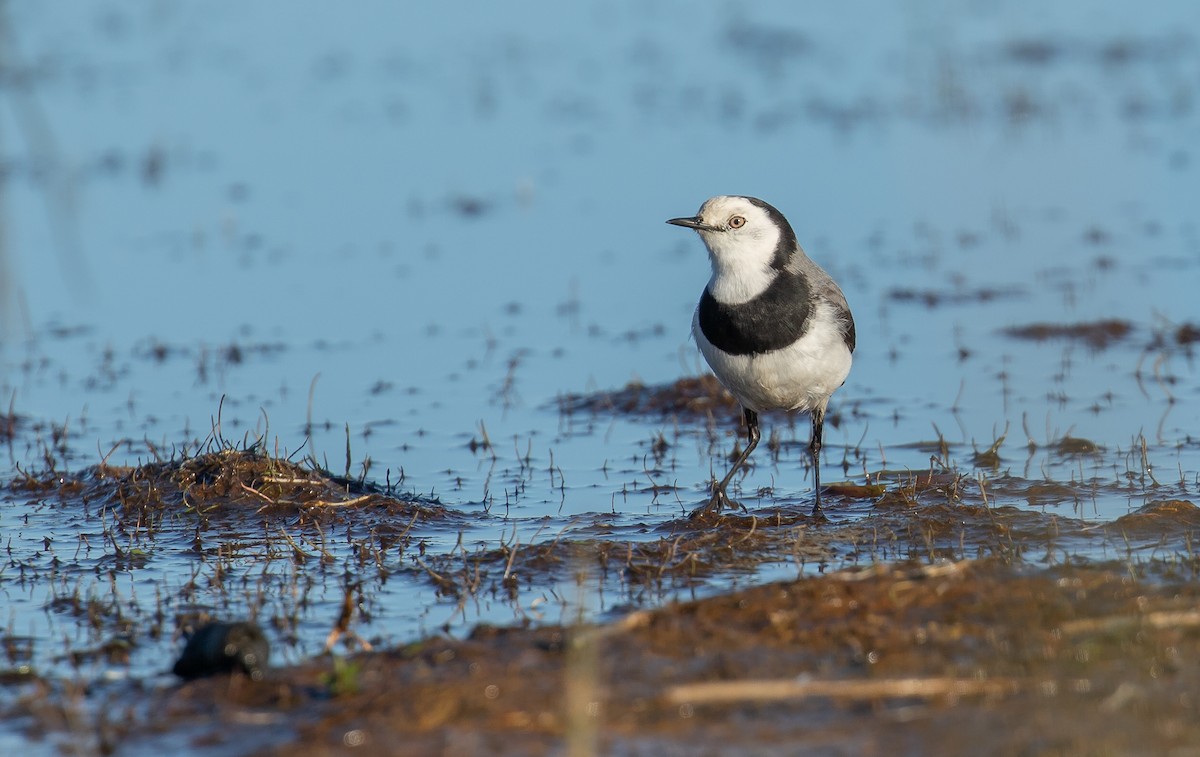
1,0 -> 1198,719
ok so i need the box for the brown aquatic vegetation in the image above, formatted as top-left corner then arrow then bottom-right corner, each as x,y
1175,322 -> 1200,345
888,285 -> 1023,308
419,510 -> 846,602
1106,498 -> 1200,534
1053,435 -> 1102,455
1002,319 -> 1133,349
557,374 -> 739,420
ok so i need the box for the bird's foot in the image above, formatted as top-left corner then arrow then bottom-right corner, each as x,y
688,486 -> 746,520
810,488 -> 828,519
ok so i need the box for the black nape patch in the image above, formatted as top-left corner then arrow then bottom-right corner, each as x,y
698,272 -> 813,355
742,196 -> 798,271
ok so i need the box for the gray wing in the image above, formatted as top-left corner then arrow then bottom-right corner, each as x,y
790,251 -> 856,353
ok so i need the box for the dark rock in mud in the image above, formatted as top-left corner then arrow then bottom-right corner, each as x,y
173,622 -> 270,681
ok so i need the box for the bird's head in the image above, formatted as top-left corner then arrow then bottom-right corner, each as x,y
668,195 -> 798,301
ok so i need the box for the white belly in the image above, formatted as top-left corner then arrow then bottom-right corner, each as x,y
692,301 -> 853,414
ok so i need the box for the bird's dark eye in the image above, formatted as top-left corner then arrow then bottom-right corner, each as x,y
728,215 -> 746,229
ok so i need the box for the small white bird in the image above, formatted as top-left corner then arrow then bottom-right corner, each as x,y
668,196 -> 855,516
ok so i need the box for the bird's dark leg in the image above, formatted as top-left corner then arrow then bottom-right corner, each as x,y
693,407 -> 759,518
809,408 -> 825,515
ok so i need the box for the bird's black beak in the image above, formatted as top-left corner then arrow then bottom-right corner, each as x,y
666,216 -> 713,231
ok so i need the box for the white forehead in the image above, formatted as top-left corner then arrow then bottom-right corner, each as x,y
697,195 -> 768,224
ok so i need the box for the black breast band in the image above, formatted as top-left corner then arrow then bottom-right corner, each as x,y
697,273 -> 813,356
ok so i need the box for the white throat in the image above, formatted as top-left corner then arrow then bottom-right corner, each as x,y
701,229 -> 779,305
707,260 -> 776,305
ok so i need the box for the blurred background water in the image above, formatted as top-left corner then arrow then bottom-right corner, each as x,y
1,0 -> 1198,690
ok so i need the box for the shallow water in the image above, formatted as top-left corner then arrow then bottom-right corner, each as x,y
1,0 -> 1199,719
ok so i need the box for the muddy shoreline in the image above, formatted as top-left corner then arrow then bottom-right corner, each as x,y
12,556 -> 1200,755
4,432 -> 1199,755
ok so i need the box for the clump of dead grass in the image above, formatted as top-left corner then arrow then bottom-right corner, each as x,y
95,446 -> 422,514
10,439 -> 448,523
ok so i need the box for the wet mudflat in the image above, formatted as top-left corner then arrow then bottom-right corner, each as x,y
4,396 -> 1200,755
143,560 -> 1200,757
